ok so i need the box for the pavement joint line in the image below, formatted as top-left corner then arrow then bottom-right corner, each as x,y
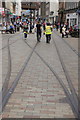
2,32 -> 23,98
1,32 -> 78,118
54,31 -> 80,57
1,38 -> 38,113
52,34 -> 78,105
24,39 -> 78,118
1,33 -> 22,50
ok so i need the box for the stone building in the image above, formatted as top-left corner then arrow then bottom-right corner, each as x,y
45,1 -> 59,24
46,2 -> 50,22
40,2 -> 46,20
58,1 -> 79,28
49,1 -> 58,24
65,2 -> 79,28
0,0 -> 2,24
58,1 -> 66,24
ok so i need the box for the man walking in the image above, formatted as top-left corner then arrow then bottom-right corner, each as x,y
45,23 -> 52,43
23,20 -> 28,39
36,21 -> 42,42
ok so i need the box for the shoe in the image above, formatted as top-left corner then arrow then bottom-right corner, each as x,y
46,41 -> 50,43
37,40 -> 40,42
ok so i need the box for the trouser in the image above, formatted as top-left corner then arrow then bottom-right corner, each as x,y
9,28 -> 14,34
37,32 -> 41,41
46,34 -> 51,43
14,25 -> 16,32
17,27 -> 19,31
24,33 -> 27,38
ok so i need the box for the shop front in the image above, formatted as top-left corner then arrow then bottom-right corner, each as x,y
66,12 -> 78,28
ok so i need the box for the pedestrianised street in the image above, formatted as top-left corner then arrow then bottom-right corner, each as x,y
1,31 -> 78,118
0,1 -> 79,119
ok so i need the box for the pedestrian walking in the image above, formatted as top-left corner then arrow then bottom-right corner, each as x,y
23,20 -> 28,39
56,23 -> 58,31
45,23 -> 52,43
9,24 -> 14,34
36,21 -> 42,42
43,21 -> 46,35
62,25 -> 68,38
14,21 -> 16,32
16,22 -> 20,32
19,21 -> 22,30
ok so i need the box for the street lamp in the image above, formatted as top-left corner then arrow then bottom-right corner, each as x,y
60,9 -> 64,33
30,2 -> 32,33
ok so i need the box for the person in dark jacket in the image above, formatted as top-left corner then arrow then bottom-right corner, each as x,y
16,22 -> 20,31
36,21 -> 42,42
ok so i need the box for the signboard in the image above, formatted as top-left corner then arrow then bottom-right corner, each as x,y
0,8 -> 4,14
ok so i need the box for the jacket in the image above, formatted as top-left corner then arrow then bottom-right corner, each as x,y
45,26 -> 52,35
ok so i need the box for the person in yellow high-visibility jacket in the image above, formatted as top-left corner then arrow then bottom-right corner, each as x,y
45,23 -> 53,43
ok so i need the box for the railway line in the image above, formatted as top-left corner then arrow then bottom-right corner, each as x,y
1,33 -> 79,118
54,31 -> 80,57
1,33 -> 21,50
2,38 -> 38,112
23,38 -> 79,118
2,33 -> 22,89
1,33 -> 23,112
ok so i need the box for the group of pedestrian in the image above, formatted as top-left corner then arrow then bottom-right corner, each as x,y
23,20 -> 53,44
2,21 -> 22,34
35,21 -> 53,43
2,20 -> 53,43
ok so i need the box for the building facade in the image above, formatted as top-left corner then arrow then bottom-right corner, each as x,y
40,2 -> 46,20
49,1 -> 59,24
0,0 -> 2,24
58,1 -> 66,24
15,0 -> 21,16
65,2 -> 79,28
45,1 -> 59,24
46,2 -> 50,22
58,1 -> 79,28
0,0 -> 22,23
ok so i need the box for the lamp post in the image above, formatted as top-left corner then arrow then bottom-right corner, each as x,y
60,9 -> 64,33
30,2 -> 32,33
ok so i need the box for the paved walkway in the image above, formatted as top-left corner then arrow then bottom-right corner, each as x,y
2,31 -> 78,118
55,30 -> 78,52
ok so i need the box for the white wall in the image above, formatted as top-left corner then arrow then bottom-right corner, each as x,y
49,1 -> 59,23
50,1 -> 58,17
66,13 -> 78,27
16,0 -> 21,16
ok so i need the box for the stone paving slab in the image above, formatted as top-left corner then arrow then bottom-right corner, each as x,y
55,30 -> 78,53
2,33 -> 75,118
53,32 -> 78,94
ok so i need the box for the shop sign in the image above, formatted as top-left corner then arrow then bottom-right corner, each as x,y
0,8 -> 4,14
